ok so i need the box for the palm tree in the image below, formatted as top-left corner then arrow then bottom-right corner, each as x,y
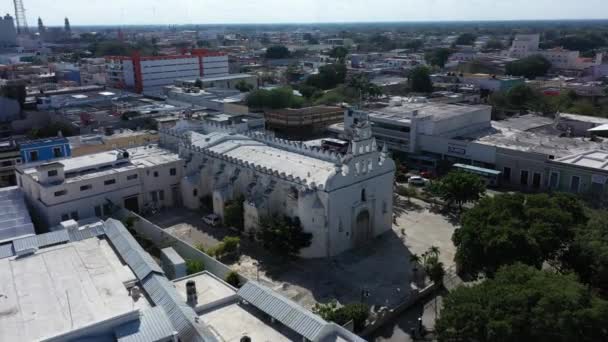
429,246 -> 440,259
410,253 -> 421,284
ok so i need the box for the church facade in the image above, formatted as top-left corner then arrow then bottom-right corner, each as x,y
160,119 -> 395,258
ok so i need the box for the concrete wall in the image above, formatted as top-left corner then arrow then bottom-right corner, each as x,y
114,209 -> 244,282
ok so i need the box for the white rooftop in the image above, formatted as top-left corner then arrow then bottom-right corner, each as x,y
0,237 -> 151,341
366,101 -> 490,124
554,150 -> 608,171
190,132 -> 337,187
22,145 -> 180,184
174,272 -> 296,341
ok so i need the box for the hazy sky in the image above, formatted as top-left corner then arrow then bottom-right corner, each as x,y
1,0 -> 607,26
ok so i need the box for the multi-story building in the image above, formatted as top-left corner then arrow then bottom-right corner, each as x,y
19,136 -> 71,164
79,57 -> 107,85
0,217 -> 364,342
16,145 -> 183,227
105,49 -> 229,95
0,140 -> 20,187
265,105 -> 344,138
68,129 -> 160,156
161,119 -> 396,258
509,34 -> 603,71
0,14 -> 17,47
333,99 -> 608,200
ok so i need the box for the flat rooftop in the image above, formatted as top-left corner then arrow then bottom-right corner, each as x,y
0,237 -> 151,341
21,145 -> 180,184
366,102 -> 489,124
553,150 -> 608,171
190,132 -> 337,187
174,273 -> 298,341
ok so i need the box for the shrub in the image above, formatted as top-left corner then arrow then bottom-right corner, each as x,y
186,259 -> 204,275
225,271 -> 240,287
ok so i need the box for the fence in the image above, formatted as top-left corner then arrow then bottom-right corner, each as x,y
114,209 -> 247,284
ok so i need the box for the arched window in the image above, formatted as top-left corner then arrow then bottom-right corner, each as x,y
193,189 -> 198,197
361,189 -> 367,202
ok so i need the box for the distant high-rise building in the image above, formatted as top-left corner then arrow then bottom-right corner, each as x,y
64,17 -> 71,34
12,0 -> 28,34
0,14 -> 18,47
37,17 -> 45,34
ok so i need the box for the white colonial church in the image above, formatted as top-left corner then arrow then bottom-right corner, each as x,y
161,119 -> 396,258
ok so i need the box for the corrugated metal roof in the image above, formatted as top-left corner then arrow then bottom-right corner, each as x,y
103,219 -> 164,280
12,229 -> 70,253
68,225 -> 105,242
0,243 -> 14,259
37,229 -> 70,247
142,274 -> 216,342
237,281 -> 326,341
115,307 -> 177,342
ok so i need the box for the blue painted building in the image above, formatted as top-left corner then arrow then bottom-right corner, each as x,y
20,137 -> 71,163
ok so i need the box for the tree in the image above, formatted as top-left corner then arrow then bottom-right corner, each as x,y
329,46 -> 349,60
256,216 -> 312,258
506,84 -> 538,109
313,301 -> 369,332
265,45 -> 290,59
437,171 -> 486,211
404,39 -> 424,51
305,63 -> 347,90
235,80 -> 253,92
246,87 -> 303,109
436,264 -> 608,342
408,66 -> 433,93
224,195 -> 245,230
194,78 -> 203,89
562,210 -> 608,296
208,236 -> 240,258
455,33 -> 477,46
186,259 -> 205,275
348,74 -> 382,100
425,48 -> 452,68
506,55 -> 552,79
484,39 -> 504,50
453,193 -> 587,277
225,271 -> 241,287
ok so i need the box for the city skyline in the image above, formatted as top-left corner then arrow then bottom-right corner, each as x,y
1,0 -> 608,26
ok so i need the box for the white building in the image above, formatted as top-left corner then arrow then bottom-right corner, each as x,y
509,33 -> 603,70
106,49 -> 229,95
16,145 -> 183,227
161,120 -> 396,258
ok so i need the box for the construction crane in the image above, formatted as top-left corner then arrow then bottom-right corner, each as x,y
13,0 -> 28,34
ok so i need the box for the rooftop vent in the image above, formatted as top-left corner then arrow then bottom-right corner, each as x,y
186,280 -> 198,307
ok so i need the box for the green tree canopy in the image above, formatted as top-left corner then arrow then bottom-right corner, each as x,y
436,171 -> 486,211
453,193 -> 587,277
234,80 -> 254,92
425,48 -> 452,68
455,33 -> 477,45
246,87 -> 303,109
506,54 -> 551,79
408,66 -> 433,93
256,216 -> 312,258
436,263 -> 608,342
329,46 -> 349,60
562,210 -> 608,297
265,45 -> 291,59
484,39 -> 504,50
305,63 -> 347,90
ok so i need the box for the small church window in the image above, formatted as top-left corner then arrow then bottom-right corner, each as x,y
361,189 -> 367,202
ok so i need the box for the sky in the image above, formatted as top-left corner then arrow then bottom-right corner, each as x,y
1,0 -> 608,26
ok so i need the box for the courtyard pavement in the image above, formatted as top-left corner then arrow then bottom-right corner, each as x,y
146,195 -> 459,316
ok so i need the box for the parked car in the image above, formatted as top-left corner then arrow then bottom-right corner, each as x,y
408,176 -> 428,186
203,214 -> 221,227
